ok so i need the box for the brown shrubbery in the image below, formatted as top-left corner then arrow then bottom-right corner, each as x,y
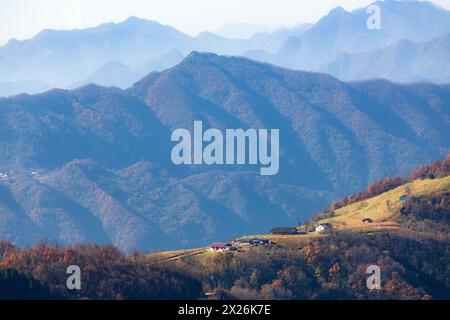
397,191 -> 450,236
411,154 -> 450,180
176,232 -> 449,300
0,242 -> 202,300
1,232 -> 448,300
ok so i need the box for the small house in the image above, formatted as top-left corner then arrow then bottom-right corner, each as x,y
315,223 -> 333,233
271,227 -> 299,235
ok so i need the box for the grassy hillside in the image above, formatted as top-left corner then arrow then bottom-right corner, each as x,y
317,176 -> 450,232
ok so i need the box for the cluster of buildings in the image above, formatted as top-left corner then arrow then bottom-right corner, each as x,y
209,243 -> 236,252
211,216 -> 394,252
208,195 -> 414,254
209,238 -> 273,252
235,238 -> 272,246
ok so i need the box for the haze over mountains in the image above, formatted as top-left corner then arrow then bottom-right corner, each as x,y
72,49 -> 185,89
213,23 -> 277,39
0,17 -> 309,96
2,0 -> 450,97
1,52 -> 449,251
249,0 -> 450,74
321,33 -> 450,83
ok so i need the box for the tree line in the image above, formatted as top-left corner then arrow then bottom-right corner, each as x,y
0,242 -> 202,300
330,154 -> 450,211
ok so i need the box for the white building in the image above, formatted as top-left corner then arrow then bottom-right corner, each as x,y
315,223 -> 333,233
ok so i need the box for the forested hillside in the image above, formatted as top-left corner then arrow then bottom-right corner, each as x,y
1,53 -> 449,251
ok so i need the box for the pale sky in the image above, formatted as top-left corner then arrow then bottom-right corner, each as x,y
0,0 -> 449,45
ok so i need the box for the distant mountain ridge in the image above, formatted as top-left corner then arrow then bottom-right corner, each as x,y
3,1 -> 450,97
248,0 -> 450,80
0,52 -> 449,251
0,17 -> 193,89
213,23 -> 276,39
0,17 -> 309,96
322,33 -> 450,83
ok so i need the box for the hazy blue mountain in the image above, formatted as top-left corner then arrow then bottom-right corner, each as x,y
3,1 -> 449,95
73,50 -> 185,89
244,23 -> 313,58
213,23 -> 275,39
322,33 -> 450,83
131,49 -> 185,77
268,1 -> 450,70
0,16 -> 310,92
0,17 -> 193,88
193,32 -> 265,55
208,23 -> 313,55
0,80 -> 49,97
196,23 -> 312,55
74,61 -> 140,89
0,53 -> 449,251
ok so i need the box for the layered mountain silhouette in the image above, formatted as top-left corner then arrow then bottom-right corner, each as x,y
3,1 -> 450,97
73,50 -> 185,89
0,17 -> 194,89
0,53 -> 449,251
74,61 -> 140,89
322,33 -> 450,83
213,23 -> 276,39
249,1 -> 450,75
0,17 -> 307,96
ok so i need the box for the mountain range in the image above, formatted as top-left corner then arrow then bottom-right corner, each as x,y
0,52 -> 449,251
321,33 -> 450,83
213,23 -> 276,39
250,1 -> 450,72
72,49 -> 186,89
2,1 -> 450,97
0,17 -> 309,96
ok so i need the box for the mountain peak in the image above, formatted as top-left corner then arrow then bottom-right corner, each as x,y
124,16 -> 142,23
329,6 -> 348,16
181,51 -> 219,64
118,16 -> 163,28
